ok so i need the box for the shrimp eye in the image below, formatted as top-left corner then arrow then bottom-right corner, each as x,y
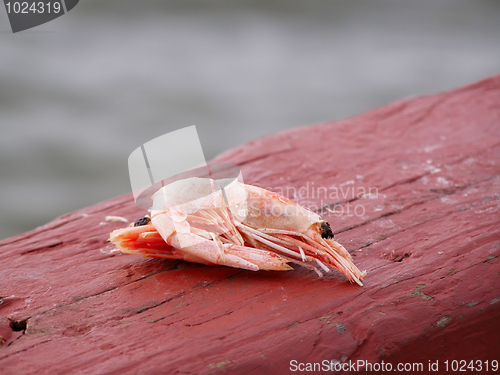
134,217 -> 151,227
320,221 -> 334,239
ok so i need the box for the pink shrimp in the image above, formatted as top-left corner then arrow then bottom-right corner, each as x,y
109,178 -> 366,285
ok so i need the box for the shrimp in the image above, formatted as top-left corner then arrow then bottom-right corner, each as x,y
109,177 -> 366,285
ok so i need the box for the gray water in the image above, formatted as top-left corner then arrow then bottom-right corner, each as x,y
1,0 -> 499,240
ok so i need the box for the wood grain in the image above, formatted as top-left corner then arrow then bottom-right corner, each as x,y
1,75 -> 499,374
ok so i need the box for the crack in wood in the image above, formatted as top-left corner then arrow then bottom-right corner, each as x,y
2,76 -> 499,372
184,310 -> 234,327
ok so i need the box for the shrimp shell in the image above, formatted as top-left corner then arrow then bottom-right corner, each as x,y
109,178 -> 366,285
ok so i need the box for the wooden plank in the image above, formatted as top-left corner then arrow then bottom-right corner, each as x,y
1,75 -> 499,374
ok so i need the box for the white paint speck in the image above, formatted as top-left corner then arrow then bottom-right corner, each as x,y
440,196 -> 457,204
424,144 -> 442,153
340,180 -> 355,186
436,177 -> 451,186
105,215 -> 129,223
377,219 -> 395,229
430,166 -> 442,174
464,157 -> 477,166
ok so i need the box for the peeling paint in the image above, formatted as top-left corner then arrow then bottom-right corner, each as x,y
406,284 -> 435,301
437,316 -> 452,328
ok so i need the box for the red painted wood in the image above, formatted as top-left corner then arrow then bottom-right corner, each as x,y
1,75 -> 499,374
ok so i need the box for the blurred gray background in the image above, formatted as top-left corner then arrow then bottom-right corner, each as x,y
0,0 -> 499,240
